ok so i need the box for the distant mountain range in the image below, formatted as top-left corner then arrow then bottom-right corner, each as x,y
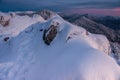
61,13 -> 120,61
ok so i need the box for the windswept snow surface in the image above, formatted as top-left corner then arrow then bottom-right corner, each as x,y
0,12 -> 120,80
0,12 -> 45,37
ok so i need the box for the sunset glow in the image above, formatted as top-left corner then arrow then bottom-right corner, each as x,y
0,0 -> 120,16
113,8 -> 120,12
65,8 -> 120,16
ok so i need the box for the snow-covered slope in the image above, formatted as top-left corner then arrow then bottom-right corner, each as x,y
62,14 -> 120,62
0,11 -> 120,80
0,12 -> 45,37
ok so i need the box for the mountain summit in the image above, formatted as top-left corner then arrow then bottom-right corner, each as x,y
0,10 -> 120,80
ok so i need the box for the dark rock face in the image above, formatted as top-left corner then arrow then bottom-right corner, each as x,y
4,37 -> 9,42
38,10 -> 56,20
87,16 -> 120,30
111,42 -> 120,59
74,17 -> 119,42
0,16 -> 10,27
43,24 -> 58,45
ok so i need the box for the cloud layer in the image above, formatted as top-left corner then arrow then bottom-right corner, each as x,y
0,0 -> 120,13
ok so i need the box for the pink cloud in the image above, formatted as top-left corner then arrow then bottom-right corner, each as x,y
113,8 -> 120,12
65,8 -> 120,16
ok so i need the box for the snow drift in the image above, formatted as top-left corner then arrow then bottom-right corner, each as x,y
0,10 -> 120,80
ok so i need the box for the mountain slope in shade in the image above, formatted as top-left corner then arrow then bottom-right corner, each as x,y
61,14 -> 120,42
0,10 -> 120,80
61,14 -> 120,63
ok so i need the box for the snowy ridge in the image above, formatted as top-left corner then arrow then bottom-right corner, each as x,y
0,12 -> 45,37
0,11 -> 120,80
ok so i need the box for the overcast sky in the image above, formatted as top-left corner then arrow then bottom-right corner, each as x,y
0,0 -> 120,16
0,0 -> 120,11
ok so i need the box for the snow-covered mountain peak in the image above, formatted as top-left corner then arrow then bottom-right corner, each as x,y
0,11 -> 112,58
0,11 -> 120,80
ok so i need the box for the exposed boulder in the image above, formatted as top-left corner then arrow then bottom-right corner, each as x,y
0,13 -> 10,27
43,22 -> 59,45
3,37 -> 10,42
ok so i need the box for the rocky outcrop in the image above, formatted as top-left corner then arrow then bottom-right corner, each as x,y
3,37 -> 10,42
0,15 -> 10,27
38,10 -> 56,20
111,42 -> 120,60
43,22 -> 59,45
